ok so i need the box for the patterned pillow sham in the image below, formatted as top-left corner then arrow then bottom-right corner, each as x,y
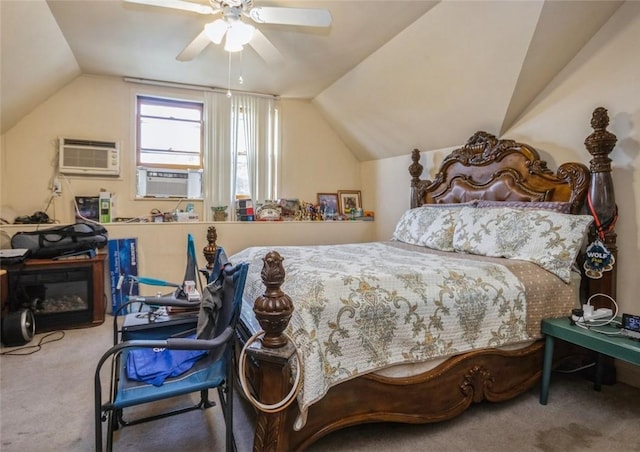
475,200 -> 572,214
392,205 -> 465,251
452,206 -> 593,282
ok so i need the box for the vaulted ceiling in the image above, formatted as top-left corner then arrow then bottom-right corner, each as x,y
1,1 -> 624,160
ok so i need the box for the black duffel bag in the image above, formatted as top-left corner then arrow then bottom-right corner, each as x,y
11,222 -> 108,259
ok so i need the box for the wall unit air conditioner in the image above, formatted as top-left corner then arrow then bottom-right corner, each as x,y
136,167 -> 202,199
59,137 -> 120,176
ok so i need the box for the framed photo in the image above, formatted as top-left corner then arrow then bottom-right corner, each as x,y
278,198 -> 300,219
338,190 -> 362,215
317,193 -> 339,218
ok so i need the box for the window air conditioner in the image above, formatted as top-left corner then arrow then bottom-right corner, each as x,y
136,167 -> 202,199
59,138 -> 120,176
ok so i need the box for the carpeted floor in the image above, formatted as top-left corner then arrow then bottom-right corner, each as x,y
1,319 -> 639,452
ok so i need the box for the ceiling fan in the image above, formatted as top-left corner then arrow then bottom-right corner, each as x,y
124,0 -> 332,64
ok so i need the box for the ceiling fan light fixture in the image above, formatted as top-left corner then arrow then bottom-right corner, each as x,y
228,20 -> 255,46
140,0 -> 332,62
205,19 -> 228,44
224,38 -> 244,53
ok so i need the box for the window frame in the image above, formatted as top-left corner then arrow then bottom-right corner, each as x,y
136,95 -> 204,170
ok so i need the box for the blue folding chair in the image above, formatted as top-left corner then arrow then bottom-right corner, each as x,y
112,234 -> 212,317
94,256 -> 248,451
110,234 -> 228,344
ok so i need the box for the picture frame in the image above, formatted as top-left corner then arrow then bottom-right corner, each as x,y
278,198 -> 300,219
337,190 -> 362,215
317,193 -> 339,218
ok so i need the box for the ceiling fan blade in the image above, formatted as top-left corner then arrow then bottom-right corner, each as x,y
177,29 -> 212,61
249,29 -> 284,65
123,0 -> 215,15
249,6 -> 332,27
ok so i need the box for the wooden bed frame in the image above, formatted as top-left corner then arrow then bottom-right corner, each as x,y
222,107 -> 618,451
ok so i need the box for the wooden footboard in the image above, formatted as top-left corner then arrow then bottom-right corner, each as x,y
290,342 -> 545,449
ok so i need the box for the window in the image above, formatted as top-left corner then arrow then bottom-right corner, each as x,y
133,89 -> 279,216
136,96 -> 203,169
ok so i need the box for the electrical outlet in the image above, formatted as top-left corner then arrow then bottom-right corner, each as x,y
52,177 -> 62,195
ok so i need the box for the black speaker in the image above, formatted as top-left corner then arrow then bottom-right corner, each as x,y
1,309 -> 36,346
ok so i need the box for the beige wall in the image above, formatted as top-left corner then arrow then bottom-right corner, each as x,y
0,75 -> 361,224
279,99 -> 361,203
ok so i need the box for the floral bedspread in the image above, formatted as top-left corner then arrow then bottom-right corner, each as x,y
230,242 -> 568,427
232,242 -> 544,428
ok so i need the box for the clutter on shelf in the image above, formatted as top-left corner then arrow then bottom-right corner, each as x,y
235,198 -> 254,221
211,206 -> 228,222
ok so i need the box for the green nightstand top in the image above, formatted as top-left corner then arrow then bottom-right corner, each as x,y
542,317 -> 640,366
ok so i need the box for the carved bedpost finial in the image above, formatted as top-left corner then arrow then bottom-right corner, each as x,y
584,107 -> 617,228
409,149 -> 424,186
203,226 -> 218,270
584,107 -> 618,304
585,107 -> 617,173
253,251 -> 294,348
409,149 -> 424,208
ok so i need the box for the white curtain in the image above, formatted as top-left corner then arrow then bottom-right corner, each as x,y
203,92 -> 279,220
203,92 -> 232,218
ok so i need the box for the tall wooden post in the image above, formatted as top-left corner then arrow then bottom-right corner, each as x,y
584,107 -> 618,305
249,251 -> 297,451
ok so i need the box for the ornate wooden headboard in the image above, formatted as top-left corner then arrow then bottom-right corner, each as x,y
409,131 -> 590,214
408,107 -> 619,306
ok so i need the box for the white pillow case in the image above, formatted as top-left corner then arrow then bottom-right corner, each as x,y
452,206 -> 593,283
392,206 -> 464,252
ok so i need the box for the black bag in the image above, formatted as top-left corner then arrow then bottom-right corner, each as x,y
10,223 -> 108,259
0,248 -> 31,266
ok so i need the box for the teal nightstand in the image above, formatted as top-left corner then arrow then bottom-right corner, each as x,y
540,316 -> 640,405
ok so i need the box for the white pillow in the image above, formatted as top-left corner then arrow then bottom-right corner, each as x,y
392,206 -> 464,251
452,206 -> 593,282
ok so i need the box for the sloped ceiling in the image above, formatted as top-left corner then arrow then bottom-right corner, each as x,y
1,0 -> 437,134
314,0 -> 623,161
1,0 -> 80,136
1,0 -> 623,161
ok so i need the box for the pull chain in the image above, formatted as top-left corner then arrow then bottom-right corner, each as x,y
227,52 -> 232,98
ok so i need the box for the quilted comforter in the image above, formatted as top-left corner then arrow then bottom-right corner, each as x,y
232,241 -> 577,428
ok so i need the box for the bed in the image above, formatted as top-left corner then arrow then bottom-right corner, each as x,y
220,107 -> 618,451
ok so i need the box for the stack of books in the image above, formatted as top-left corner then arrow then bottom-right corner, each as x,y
236,198 -> 254,221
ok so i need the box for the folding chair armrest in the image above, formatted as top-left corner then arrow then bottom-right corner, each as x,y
98,339 -> 171,366
99,326 -> 234,366
166,327 -> 234,350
